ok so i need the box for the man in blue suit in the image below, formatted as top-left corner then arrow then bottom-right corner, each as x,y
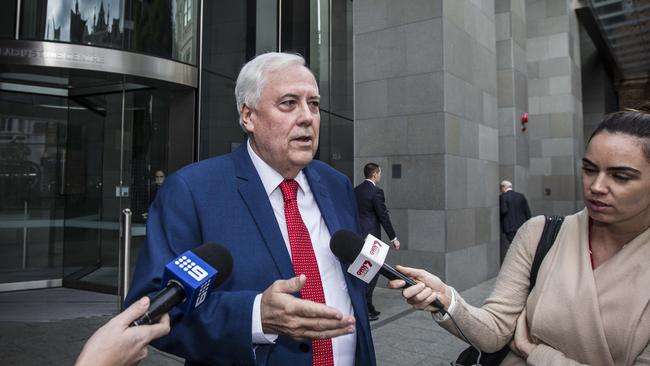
125,52 -> 376,366
354,163 -> 400,321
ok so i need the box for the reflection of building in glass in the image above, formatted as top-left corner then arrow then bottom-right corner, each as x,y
21,0 -> 196,64
174,0 -> 194,63
69,1 -> 88,43
68,0 -> 122,47
85,1 -> 122,46
134,0 -> 172,60
47,17 -> 62,40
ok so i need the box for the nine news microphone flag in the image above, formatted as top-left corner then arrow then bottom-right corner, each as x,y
131,243 -> 233,326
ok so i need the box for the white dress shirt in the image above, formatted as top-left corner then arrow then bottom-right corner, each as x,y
247,141 -> 356,366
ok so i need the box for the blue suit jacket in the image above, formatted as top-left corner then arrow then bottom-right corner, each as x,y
125,143 -> 376,365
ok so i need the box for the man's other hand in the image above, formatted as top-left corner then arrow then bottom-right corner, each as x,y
261,275 -> 356,341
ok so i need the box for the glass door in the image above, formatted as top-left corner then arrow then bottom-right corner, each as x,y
0,90 -> 67,290
62,85 -> 176,294
61,89 -> 129,293
0,68 -> 193,294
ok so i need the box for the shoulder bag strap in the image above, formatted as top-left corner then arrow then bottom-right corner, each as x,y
529,215 -> 564,290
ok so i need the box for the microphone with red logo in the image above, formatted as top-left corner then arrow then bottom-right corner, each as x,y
330,230 -> 445,313
130,243 -> 233,327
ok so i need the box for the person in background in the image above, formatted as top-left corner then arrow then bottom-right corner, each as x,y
151,170 -> 166,199
354,162 -> 400,321
125,52 -> 376,365
143,170 -> 166,220
75,296 -> 170,366
499,180 -> 531,262
389,111 -> 650,364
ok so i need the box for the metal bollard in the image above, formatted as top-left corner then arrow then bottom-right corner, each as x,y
22,201 -> 28,269
118,208 -> 132,310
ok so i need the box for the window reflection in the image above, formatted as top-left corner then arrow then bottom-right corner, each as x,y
279,0 -> 353,178
20,0 -> 197,64
0,0 -> 17,38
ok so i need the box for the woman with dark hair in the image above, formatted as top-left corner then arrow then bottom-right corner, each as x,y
390,111 -> 650,364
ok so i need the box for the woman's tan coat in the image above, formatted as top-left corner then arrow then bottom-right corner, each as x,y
439,209 -> 650,365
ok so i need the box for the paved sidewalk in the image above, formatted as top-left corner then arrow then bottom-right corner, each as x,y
0,279 -> 495,365
370,278 -> 496,365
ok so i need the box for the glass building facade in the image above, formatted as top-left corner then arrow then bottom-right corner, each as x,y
0,0 -> 353,294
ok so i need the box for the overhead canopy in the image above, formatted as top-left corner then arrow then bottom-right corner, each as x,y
588,0 -> 650,79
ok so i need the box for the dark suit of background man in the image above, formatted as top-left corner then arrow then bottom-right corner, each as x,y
354,163 -> 400,321
499,180 -> 531,262
126,52 -> 376,366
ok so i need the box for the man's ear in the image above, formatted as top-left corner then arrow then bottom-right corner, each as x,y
240,104 -> 254,134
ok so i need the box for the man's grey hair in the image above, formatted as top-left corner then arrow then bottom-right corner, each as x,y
234,52 -> 316,131
500,180 -> 513,189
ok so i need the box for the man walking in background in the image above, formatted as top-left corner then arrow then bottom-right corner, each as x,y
499,180 -> 531,262
355,163 -> 400,321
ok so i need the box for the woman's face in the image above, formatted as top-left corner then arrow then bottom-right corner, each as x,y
582,132 -> 650,226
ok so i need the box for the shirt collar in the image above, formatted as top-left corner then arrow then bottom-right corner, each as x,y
247,139 -> 307,196
365,179 -> 376,186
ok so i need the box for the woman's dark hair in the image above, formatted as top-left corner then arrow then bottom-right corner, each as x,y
588,111 -> 650,160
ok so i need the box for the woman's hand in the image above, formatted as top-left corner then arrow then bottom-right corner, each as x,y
387,265 -> 451,313
509,309 -> 537,359
75,297 -> 171,366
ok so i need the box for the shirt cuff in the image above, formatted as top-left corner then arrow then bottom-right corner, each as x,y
252,293 -> 278,344
390,237 -> 398,242
432,286 -> 456,322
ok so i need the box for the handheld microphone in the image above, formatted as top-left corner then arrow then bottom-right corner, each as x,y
131,243 -> 233,327
330,230 -> 445,313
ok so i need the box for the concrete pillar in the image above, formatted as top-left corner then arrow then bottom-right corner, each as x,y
525,0 -> 584,215
354,0 -> 500,290
496,0 -> 530,193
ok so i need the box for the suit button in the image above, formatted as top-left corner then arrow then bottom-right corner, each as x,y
299,342 -> 310,353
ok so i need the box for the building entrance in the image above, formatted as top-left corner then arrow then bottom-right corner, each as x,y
0,67 -> 195,294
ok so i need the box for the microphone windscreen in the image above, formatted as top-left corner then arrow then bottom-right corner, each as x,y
192,243 -> 233,287
330,230 -> 365,264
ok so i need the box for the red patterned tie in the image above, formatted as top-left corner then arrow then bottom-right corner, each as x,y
279,179 -> 334,366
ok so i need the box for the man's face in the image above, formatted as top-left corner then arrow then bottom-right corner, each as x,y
154,171 -> 165,185
242,64 -> 320,178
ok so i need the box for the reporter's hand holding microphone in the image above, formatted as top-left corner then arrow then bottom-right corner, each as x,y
329,230 -> 449,314
75,297 -> 171,366
77,243 -> 233,366
386,265 -> 452,314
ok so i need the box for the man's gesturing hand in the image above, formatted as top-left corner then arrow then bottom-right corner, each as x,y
261,275 -> 356,341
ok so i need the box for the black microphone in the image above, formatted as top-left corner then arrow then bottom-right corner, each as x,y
330,230 -> 446,314
131,243 -> 233,326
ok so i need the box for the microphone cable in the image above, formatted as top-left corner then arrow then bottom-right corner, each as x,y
433,303 -> 482,366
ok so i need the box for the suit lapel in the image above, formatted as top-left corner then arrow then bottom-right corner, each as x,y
304,165 -> 342,234
233,145 -> 295,280
305,165 -> 369,318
